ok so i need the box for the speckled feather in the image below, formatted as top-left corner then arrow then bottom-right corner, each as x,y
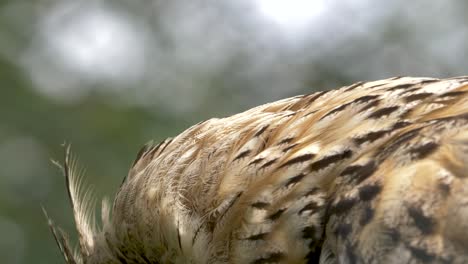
46,76 -> 468,263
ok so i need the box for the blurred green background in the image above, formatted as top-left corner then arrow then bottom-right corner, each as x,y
1,0 -> 467,263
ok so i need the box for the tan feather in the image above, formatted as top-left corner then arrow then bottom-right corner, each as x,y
46,76 -> 468,263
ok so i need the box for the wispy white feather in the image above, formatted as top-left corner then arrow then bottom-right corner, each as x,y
62,145 -> 97,256
47,144 -> 99,263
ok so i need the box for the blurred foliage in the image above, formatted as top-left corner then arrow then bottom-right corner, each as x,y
0,0 -> 467,262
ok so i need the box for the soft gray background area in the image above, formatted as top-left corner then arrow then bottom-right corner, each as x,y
0,0 -> 466,262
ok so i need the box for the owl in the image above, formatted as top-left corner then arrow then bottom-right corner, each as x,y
44,76 -> 468,263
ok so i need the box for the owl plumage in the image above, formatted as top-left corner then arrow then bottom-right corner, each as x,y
45,76 -> 468,263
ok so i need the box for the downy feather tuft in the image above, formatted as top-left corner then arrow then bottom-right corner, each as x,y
44,144 -> 98,263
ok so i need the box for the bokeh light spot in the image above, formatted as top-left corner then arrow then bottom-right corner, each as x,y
256,0 -> 325,29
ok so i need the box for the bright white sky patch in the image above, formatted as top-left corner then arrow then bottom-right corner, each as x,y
256,0 -> 325,29
43,5 -> 146,83
22,2 -> 149,102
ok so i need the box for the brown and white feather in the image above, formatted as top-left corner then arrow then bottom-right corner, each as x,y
46,76 -> 468,263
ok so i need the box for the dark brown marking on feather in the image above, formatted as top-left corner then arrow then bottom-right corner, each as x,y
368,82 -> 387,88
302,226 -> 317,239
305,247 -> 324,264
320,102 -> 352,120
377,127 -> 424,158
432,113 -> 468,123
353,130 -> 390,145
304,187 -> 321,197
194,119 -> 208,126
116,254 -> 128,263
147,143 -> 164,158
277,137 -> 294,145
234,149 -> 251,161
393,127 -> 423,145
160,138 -> 173,153
46,217 -> 77,264
132,142 -> 154,166
352,94 -> 380,104
320,95 -> 379,119
279,153 -> 315,168
359,99 -> 380,112
191,223 -> 204,245
245,232 -> 269,241
419,79 -> 439,84
299,201 -> 320,215
399,108 -> 413,119
408,206 -> 436,235
310,150 -> 353,171
284,173 -> 306,187
254,125 -> 269,137
345,244 -> 358,264
340,164 -> 367,177
360,206 -> 374,226
386,83 -> 414,91
141,254 -> 152,263
437,181 -> 451,195
306,91 -> 327,104
335,223 -> 352,238
268,208 -> 286,220
282,143 -> 299,153
407,245 -> 436,262
252,252 -> 285,264
409,142 -> 439,159
251,201 -> 270,209
63,147 -> 77,214
249,157 -> 265,166
177,219 -> 182,251
285,101 -> 303,111
213,192 -> 243,231
330,197 -> 358,216
348,161 -> 377,185
344,81 -> 364,92
368,106 -> 399,119
260,158 -> 278,169
440,90 -> 467,97
386,227 -> 401,243
358,184 -> 382,201
391,121 -> 412,130
304,109 -> 318,117
404,92 -> 433,102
